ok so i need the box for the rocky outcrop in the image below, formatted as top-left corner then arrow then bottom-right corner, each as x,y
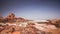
0,13 -> 27,23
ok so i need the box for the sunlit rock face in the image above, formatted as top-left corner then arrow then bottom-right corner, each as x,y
34,23 -> 57,31
19,22 -> 28,27
0,22 -> 59,34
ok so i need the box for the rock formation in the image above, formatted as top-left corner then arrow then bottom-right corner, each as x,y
0,13 -> 27,23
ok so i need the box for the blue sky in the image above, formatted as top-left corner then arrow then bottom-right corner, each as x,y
0,0 -> 60,20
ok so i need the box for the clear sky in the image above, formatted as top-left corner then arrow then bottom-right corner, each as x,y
0,0 -> 60,20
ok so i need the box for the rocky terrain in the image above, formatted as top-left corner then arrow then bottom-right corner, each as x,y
0,13 -> 60,34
